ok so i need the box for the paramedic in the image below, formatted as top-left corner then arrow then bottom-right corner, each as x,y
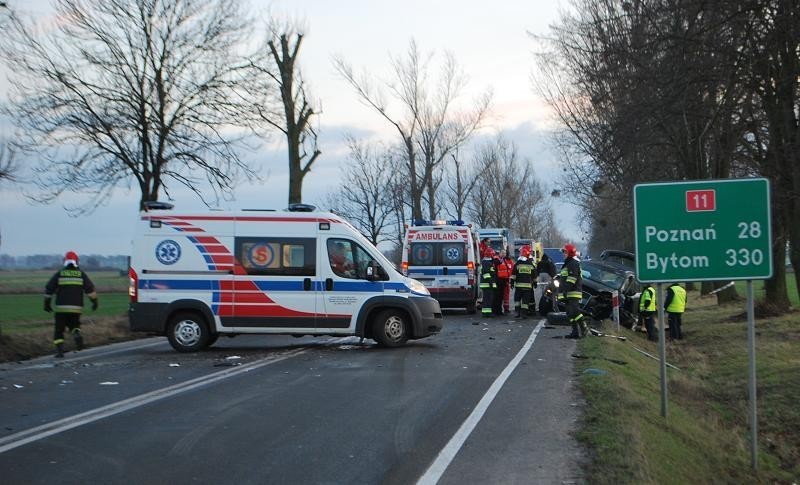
329,241 -> 355,277
44,251 -> 98,358
496,250 -> 513,315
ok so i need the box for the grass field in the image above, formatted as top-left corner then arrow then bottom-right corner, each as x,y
576,291 -> 799,483
0,270 -> 128,293
0,293 -> 130,328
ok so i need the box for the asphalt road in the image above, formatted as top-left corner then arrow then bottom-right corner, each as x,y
0,311 -> 586,484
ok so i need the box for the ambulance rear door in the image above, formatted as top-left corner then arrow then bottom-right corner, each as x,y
407,227 -> 470,300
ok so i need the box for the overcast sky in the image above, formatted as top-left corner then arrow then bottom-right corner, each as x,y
0,0 -> 577,256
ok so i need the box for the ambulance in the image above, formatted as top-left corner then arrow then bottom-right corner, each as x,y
128,203 -> 443,352
400,220 -> 479,313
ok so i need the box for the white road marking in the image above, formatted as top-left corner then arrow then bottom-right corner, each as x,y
417,320 -> 545,485
0,340 -> 345,454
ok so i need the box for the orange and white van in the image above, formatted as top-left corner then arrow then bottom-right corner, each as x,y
400,220 -> 479,313
128,203 -> 443,351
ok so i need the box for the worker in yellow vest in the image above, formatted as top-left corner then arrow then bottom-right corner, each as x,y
664,283 -> 686,340
639,283 -> 657,341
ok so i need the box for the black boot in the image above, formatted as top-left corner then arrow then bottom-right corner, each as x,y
55,343 -> 65,358
579,321 -> 589,338
73,330 -> 84,351
566,323 -> 580,339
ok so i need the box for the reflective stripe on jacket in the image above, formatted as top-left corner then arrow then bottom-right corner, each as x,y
512,258 -> 535,289
44,266 -> 96,314
559,256 -> 582,300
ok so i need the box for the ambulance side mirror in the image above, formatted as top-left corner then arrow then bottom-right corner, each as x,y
366,261 -> 386,282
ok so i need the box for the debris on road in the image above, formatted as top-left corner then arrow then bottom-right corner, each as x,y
99,381 -> 119,385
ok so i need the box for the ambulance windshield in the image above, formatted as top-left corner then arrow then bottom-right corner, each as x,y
409,242 -> 467,266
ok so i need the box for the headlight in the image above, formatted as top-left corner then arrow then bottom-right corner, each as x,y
408,279 -> 430,296
553,279 -> 560,288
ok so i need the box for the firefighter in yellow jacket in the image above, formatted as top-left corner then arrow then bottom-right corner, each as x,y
511,245 -> 536,319
44,251 -> 99,358
559,243 -> 587,338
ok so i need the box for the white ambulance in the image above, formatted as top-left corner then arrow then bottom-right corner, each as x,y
400,220 -> 479,313
128,203 -> 443,352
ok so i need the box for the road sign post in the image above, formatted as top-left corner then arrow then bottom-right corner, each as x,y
634,178 -> 772,470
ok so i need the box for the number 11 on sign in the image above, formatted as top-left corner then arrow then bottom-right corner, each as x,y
686,189 -> 715,211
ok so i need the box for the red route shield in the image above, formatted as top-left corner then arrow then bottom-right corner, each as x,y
685,189 -> 716,212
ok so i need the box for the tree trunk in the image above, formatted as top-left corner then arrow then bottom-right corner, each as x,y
764,230 -> 790,309
714,281 -> 739,304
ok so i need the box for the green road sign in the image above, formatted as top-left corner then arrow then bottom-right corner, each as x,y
634,178 -> 772,282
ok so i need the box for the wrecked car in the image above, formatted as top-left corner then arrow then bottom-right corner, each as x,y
538,258 -> 642,327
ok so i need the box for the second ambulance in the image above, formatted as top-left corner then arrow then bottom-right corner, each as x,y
401,220 -> 480,313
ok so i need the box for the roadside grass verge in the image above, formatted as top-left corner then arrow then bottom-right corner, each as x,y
576,291 -> 799,484
0,315 -> 139,362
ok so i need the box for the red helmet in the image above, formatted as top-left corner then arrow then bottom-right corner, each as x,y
520,245 -> 531,258
562,243 -> 577,258
63,250 -> 79,266
485,247 -> 495,258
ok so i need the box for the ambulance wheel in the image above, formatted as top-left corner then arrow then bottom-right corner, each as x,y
373,309 -> 409,347
167,312 -> 210,352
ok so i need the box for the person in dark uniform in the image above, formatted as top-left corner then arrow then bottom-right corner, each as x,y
511,245 -> 536,318
479,248 -> 497,318
44,251 -> 99,358
536,252 -> 557,278
559,243 -> 587,339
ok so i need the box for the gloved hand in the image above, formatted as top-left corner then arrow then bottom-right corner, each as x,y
44,299 -> 52,313
91,299 -> 98,311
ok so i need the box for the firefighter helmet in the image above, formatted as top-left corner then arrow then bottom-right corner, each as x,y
520,245 -> 531,258
63,251 -> 79,267
485,247 -> 495,258
562,243 -> 577,258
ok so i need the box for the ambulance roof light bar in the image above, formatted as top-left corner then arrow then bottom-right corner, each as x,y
411,219 -> 466,227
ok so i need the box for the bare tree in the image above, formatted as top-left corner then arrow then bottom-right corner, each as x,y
334,39 -> 491,220
466,136 -> 554,239
1,0 -> 257,212
251,15 -> 320,205
0,142 -> 16,182
323,137 -> 396,245
442,149 -> 489,221
533,0 -> 758,303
